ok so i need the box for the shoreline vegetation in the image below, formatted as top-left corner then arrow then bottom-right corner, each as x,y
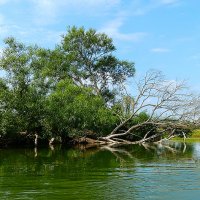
172,129 -> 200,142
0,129 -> 199,148
1,26 -> 200,148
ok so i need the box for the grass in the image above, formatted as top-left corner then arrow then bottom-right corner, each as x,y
172,129 -> 200,142
190,129 -> 200,138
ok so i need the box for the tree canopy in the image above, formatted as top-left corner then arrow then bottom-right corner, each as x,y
60,26 -> 135,101
0,26 -> 135,144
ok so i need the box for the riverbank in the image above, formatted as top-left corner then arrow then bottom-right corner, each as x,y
0,134 -> 103,148
172,129 -> 200,142
1,128 -> 200,148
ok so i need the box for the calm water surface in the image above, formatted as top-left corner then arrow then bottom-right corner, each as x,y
0,142 -> 200,199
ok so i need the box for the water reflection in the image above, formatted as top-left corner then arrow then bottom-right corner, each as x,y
0,142 -> 200,199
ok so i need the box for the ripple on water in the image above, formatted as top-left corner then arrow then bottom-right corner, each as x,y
0,143 -> 200,199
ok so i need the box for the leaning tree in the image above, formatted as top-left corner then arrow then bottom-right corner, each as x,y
100,70 -> 200,144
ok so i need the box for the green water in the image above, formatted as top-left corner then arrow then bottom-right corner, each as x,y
0,142 -> 200,199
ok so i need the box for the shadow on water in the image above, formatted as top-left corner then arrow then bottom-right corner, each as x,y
0,141 -> 199,200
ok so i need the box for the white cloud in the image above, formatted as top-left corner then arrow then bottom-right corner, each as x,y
30,0 -> 181,26
0,14 -> 5,24
0,23 -> 63,48
73,0 -> 121,8
31,0 -> 59,24
0,48 -> 3,57
189,53 -> 200,64
0,0 -> 9,5
151,48 -> 170,53
31,0 -> 121,25
159,0 -> 179,5
0,25 -> 9,38
100,17 -> 147,42
126,0 -> 181,16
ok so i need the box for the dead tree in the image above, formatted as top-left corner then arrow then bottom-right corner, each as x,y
100,70 -> 200,144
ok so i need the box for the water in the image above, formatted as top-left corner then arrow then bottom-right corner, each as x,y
0,142 -> 200,199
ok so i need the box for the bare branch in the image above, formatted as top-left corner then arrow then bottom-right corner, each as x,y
102,70 -> 200,144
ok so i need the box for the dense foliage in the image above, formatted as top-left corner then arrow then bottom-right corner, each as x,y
0,27 -> 136,143
0,26 -> 195,146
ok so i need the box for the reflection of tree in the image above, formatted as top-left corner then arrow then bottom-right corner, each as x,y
100,141 -> 196,164
0,142 -> 195,175
0,142 -> 196,199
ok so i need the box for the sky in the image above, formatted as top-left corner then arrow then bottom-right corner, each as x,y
0,0 -> 200,91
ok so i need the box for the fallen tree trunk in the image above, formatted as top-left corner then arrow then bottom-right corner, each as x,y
98,70 -> 198,145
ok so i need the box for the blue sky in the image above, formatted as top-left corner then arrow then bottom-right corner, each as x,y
0,0 -> 199,90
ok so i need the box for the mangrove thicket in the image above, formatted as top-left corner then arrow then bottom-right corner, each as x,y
0,26 -> 199,146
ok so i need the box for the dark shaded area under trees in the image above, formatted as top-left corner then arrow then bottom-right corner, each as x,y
0,26 -> 199,147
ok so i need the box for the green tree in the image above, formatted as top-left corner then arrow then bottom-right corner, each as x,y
46,79 -> 118,137
0,27 -> 136,143
0,37 -> 48,136
60,26 -> 135,102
